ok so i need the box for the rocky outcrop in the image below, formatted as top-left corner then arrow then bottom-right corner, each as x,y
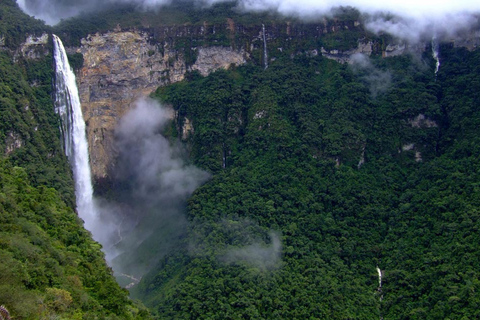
409,114 -> 438,128
192,47 -> 246,76
181,117 -> 194,141
320,41 -> 374,63
14,33 -> 49,61
4,131 -> 23,155
76,30 -> 247,180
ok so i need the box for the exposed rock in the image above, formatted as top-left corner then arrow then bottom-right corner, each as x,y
401,143 -> 422,162
77,31 -> 181,179
253,110 -> 267,119
191,47 -> 247,76
182,117 -> 194,141
415,151 -> 422,162
321,41 -> 373,63
452,30 -> 480,51
76,30 -> 246,180
16,33 -> 49,60
4,131 -> 23,154
382,43 -> 407,57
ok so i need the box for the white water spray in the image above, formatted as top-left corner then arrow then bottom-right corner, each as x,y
53,34 -> 98,232
262,24 -> 268,70
377,266 -> 382,289
377,266 -> 383,319
431,36 -> 440,77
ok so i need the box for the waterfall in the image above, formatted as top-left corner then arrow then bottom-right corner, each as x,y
377,266 -> 382,290
262,24 -> 268,70
53,34 -> 97,232
431,36 -> 440,77
377,266 -> 383,319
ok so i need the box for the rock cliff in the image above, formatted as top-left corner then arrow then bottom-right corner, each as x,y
75,20 -> 371,183
71,20 -> 480,185
76,30 -> 247,182
14,33 -> 49,61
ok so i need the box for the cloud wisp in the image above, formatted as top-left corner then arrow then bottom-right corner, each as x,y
349,53 -> 392,98
189,217 -> 283,272
221,231 -> 282,271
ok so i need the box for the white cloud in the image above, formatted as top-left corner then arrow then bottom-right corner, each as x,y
18,0 -> 480,23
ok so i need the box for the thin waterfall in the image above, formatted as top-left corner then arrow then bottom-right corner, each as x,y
53,34 -> 97,232
262,24 -> 268,70
377,266 -> 383,320
431,36 -> 440,78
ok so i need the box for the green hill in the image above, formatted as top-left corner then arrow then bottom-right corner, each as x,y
0,1 -> 150,318
132,46 -> 480,319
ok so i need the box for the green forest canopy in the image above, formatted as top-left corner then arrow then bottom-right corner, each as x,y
132,45 -> 480,319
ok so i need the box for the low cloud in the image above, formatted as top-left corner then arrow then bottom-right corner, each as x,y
221,231 -> 282,271
114,97 -> 210,203
350,53 -> 392,98
96,98 -> 210,279
189,217 -> 283,272
17,0 -> 480,44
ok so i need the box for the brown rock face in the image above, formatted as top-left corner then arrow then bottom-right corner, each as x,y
74,20 -> 370,183
75,21 -> 480,185
76,30 -> 246,182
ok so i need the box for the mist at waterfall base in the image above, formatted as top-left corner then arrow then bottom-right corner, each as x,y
53,33 -> 210,279
96,98 -> 210,281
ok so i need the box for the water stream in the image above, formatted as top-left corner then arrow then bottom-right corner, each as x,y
262,24 -> 268,70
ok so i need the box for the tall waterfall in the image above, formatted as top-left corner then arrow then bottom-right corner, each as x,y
53,34 -> 97,232
431,36 -> 440,77
262,24 -> 268,70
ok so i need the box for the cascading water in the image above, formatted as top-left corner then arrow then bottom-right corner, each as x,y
431,36 -> 440,78
262,24 -> 268,70
53,34 -> 98,232
376,266 -> 382,294
377,266 -> 383,320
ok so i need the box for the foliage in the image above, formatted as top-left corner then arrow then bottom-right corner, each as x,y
0,50 -> 75,206
0,160 -> 149,319
0,4 -> 153,317
133,45 -> 480,319
0,0 -> 48,49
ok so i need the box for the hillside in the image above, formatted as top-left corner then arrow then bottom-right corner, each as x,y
129,46 -> 480,319
0,1 -> 150,318
2,0 -> 480,319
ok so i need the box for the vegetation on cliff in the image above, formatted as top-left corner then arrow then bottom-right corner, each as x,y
53,0 -> 365,52
131,44 -> 480,319
0,1 -> 151,318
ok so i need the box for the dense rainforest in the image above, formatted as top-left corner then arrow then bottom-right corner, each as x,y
133,46 -> 480,319
2,0 -> 480,319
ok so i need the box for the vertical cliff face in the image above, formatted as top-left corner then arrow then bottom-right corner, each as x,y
76,29 -> 247,182
75,20 -> 372,184
75,18 -> 480,185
